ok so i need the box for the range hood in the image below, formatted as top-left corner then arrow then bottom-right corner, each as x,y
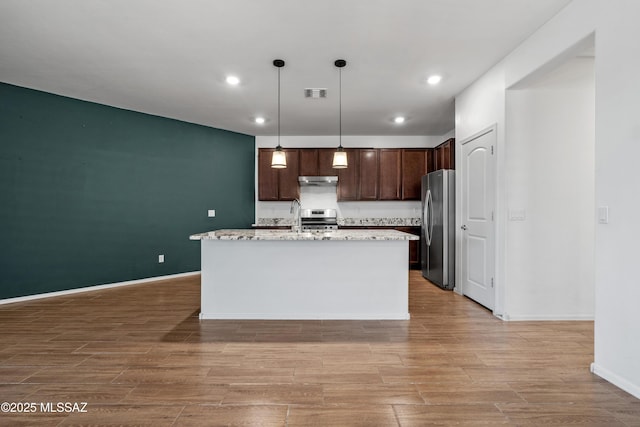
298,176 -> 338,186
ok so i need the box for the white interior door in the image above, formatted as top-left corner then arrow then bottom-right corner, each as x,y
460,128 -> 496,309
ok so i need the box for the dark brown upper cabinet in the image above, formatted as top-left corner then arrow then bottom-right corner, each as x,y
278,149 -> 300,200
337,149 -> 359,201
434,138 -> 455,170
298,148 -> 338,176
401,149 -> 431,200
318,149 -> 337,176
358,149 -> 379,200
259,147 -> 437,202
298,149 -> 318,176
379,149 -> 402,200
258,148 -> 279,201
257,148 -> 299,201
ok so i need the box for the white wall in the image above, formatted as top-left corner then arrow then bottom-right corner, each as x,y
592,1 -> 640,399
505,56 -> 595,319
455,66 -> 508,315
255,135 -> 450,220
455,0 -> 640,398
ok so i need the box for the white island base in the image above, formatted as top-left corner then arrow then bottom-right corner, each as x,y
190,230 -> 416,320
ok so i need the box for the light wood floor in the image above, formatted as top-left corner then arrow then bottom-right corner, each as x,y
0,271 -> 638,426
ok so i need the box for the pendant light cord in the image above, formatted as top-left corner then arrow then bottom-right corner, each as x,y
339,66 -> 342,149
277,65 -> 281,148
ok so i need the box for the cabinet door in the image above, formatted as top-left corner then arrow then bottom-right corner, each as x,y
337,149 -> 359,201
434,138 -> 455,170
426,148 -> 435,173
278,149 -> 300,200
443,138 -> 455,169
397,226 -> 421,268
258,148 -> 279,201
299,149 -> 318,176
318,149 -> 337,176
401,149 -> 429,200
358,149 -> 379,200
434,145 -> 444,171
379,149 -> 401,200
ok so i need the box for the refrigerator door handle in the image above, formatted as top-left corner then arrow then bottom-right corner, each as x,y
422,192 -> 429,242
426,189 -> 433,246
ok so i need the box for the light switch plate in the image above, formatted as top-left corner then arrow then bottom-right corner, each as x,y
208,209 -> 216,217
158,254 -> 164,263
598,206 -> 609,224
509,209 -> 526,221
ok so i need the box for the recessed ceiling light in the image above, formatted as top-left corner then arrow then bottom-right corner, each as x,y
427,75 -> 442,85
394,116 -> 406,124
226,75 -> 240,85
254,117 -> 265,124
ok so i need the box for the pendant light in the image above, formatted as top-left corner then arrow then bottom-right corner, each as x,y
332,59 -> 348,169
271,59 -> 287,168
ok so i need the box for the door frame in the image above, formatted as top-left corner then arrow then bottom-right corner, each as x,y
455,124 -> 500,316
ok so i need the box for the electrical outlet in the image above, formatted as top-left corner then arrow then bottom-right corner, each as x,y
208,209 -> 216,217
158,254 -> 164,263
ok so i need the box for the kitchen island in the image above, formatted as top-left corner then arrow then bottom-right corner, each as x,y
190,229 -> 418,320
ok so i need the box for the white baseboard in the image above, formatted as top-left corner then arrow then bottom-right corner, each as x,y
591,362 -> 640,399
0,271 -> 200,306
199,312 -> 411,320
503,313 -> 595,321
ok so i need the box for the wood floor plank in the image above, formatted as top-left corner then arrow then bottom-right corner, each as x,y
395,403 -> 512,425
415,382 -> 525,405
323,383 -> 425,405
379,365 -> 472,384
123,383 -> 228,405
222,383 -> 324,405
174,405 -> 287,427
0,272 -> 637,426
58,404 -> 184,426
287,404 -> 399,426
497,403 -> 627,426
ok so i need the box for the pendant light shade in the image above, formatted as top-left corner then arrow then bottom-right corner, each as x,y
333,59 -> 348,169
332,149 -> 348,168
271,59 -> 287,169
271,148 -> 287,168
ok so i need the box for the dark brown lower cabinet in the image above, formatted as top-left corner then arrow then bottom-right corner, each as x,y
396,226 -> 421,269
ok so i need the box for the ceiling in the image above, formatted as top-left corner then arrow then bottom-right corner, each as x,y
0,0 -> 573,137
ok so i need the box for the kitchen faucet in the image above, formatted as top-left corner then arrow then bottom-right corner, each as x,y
290,198 -> 302,232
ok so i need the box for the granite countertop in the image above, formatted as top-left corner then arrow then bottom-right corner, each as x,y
254,217 -> 421,228
190,229 -> 419,241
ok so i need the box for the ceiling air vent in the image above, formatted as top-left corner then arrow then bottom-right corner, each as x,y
304,88 -> 327,99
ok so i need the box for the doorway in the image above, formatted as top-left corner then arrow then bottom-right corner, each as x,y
502,46 -> 595,319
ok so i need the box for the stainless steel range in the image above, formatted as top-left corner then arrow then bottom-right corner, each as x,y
301,208 -> 338,231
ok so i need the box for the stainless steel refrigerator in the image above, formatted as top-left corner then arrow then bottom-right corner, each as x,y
421,170 -> 455,290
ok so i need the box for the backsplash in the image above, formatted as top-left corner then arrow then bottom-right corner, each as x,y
255,217 -> 421,227
256,185 -> 422,223
255,217 -> 296,227
340,217 -> 421,227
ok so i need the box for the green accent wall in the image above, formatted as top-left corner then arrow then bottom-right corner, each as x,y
0,83 -> 255,299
